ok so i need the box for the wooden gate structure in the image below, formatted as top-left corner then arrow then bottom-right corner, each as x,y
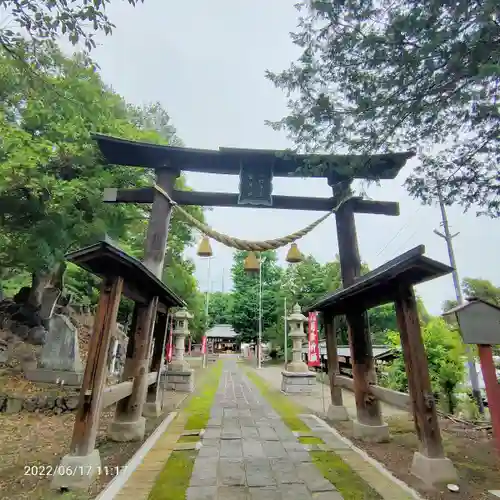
93,134 -> 457,485
51,240 -> 185,491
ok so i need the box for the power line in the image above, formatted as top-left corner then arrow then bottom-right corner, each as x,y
374,206 -> 422,258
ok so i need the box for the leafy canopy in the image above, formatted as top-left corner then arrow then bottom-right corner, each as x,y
267,0 -> 500,215
0,0 -> 144,57
384,318 -> 465,413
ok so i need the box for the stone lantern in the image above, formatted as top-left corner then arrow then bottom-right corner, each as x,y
166,308 -> 194,392
281,303 -> 316,394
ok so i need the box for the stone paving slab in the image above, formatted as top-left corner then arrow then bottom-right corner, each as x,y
185,358 -> 343,500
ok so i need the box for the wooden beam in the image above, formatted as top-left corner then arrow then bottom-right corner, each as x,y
104,188 -> 399,216
93,133 -> 414,178
395,285 -> 445,459
101,372 -> 158,408
70,276 -> 123,456
335,200 -> 384,427
146,312 -> 169,407
124,297 -> 158,421
323,313 -> 344,407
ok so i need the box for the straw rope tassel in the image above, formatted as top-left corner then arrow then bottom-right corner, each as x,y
153,184 -> 353,252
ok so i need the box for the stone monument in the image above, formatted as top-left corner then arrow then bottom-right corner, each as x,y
281,304 -> 316,394
25,313 -> 84,386
166,308 -> 194,392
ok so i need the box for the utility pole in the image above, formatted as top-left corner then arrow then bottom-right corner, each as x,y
434,191 -> 484,413
257,255 -> 263,369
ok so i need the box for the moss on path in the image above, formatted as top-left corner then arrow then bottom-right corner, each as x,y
147,361 -> 223,500
246,369 -> 383,500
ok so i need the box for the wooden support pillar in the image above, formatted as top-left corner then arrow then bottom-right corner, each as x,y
143,169 -> 179,278
395,285 -> 457,484
324,312 -> 350,421
334,197 -> 387,438
109,169 -> 179,436
477,345 -> 500,453
143,311 -> 169,417
51,276 -> 123,490
109,297 -> 158,441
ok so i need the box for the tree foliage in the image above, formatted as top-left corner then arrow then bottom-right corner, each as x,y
267,0 -> 500,215
443,276 -> 500,312
207,292 -> 234,327
384,318 -> 465,413
0,0 -> 144,59
230,250 -> 283,344
226,252 -> 402,348
0,43 -> 206,330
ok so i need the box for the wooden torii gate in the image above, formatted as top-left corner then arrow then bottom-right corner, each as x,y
94,133 -> 414,436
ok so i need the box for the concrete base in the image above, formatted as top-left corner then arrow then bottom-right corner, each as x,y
142,400 -> 162,418
327,404 -> 350,421
51,449 -> 101,490
488,491 -> 500,499
410,451 -> 458,486
281,371 -> 316,394
352,420 -> 390,443
25,368 -> 83,386
166,369 -> 194,392
108,416 -> 146,442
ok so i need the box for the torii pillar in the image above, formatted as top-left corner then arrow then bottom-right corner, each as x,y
109,169 -> 179,441
330,178 -> 390,442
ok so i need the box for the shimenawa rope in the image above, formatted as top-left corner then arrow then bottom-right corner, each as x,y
153,184 -> 353,252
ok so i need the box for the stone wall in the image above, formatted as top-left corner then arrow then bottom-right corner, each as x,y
0,391 -> 80,415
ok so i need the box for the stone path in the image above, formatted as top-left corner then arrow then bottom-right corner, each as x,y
187,358 -> 343,500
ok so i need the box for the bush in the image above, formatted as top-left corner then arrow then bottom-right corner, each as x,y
384,318 -> 465,414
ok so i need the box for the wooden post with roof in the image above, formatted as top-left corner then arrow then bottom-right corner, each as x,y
50,240 -> 185,491
305,245 -> 459,486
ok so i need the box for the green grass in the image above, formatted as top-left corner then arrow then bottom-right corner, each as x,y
148,362 -> 223,500
247,369 -> 383,500
245,370 -> 309,432
298,436 -> 324,445
311,451 -> 382,500
148,451 -> 197,500
184,361 -> 223,430
177,434 -> 200,443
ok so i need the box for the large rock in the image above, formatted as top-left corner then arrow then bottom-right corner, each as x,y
27,326 -> 47,346
10,322 -> 29,341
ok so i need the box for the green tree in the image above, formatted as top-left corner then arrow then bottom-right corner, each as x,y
0,1 -> 143,60
385,318 -> 465,413
443,277 -> 500,312
0,44 -> 206,327
230,250 -> 283,343
207,292 -> 234,327
267,0 -> 500,215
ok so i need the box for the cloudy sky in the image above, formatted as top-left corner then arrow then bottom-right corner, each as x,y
91,0 -> 498,314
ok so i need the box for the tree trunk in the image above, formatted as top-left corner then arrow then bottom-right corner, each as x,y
27,269 -> 55,308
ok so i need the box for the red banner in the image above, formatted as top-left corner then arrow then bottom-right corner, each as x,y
166,315 -> 173,363
308,312 -> 321,367
201,335 -> 207,355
